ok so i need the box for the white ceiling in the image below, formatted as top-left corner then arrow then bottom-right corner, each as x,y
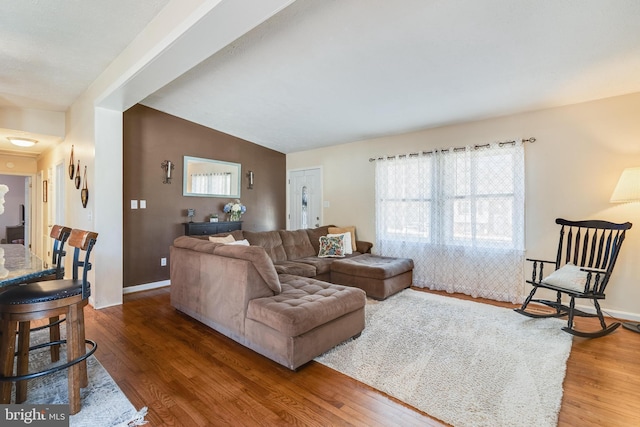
0,0 -> 169,155
3,0 -> 640,155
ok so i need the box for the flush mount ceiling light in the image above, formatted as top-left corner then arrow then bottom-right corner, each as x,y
7,137 -> 38,147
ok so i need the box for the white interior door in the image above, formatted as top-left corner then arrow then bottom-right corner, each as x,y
289,168 -> 322,230
36,171 -> 44,259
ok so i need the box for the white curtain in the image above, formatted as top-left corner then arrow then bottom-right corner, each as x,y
191,173 -> 231,195
375,143 -> 525,303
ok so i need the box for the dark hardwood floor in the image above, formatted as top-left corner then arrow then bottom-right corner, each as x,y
82,287 -> 640,426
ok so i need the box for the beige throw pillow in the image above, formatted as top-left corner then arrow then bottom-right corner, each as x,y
328,226 -> 357,251
542,263 -> 589,293
208,234 -> 235,244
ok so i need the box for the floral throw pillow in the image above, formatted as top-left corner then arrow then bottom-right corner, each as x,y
318,235 -> 345,258
327,232 -> 353,255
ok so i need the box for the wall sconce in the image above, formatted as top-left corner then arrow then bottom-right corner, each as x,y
161,160 -> 174,184
247,171 -> 254,189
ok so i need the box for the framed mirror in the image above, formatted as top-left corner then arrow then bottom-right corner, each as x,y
183,156 -> 241,198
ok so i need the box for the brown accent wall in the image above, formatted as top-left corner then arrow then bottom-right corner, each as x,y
123,104 -> 286,287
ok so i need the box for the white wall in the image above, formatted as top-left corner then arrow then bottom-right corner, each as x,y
287,92 -> 640,319
37,96 -> 99,303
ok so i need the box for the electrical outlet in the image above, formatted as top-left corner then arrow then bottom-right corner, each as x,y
160,257 -> 167,266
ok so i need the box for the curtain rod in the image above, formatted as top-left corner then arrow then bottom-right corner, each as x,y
368,137 -> 535,162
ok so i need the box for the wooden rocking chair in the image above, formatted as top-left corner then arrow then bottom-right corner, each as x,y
515,218 -> 632,338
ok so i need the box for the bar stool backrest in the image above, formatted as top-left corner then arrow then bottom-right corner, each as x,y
49,225 -> 72,279
67,229 -> 98,300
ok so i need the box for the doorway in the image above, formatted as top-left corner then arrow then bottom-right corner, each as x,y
0,174 -> 30,248
289,168 -> 322,230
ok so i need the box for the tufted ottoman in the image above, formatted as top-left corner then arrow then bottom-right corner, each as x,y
330,254 -> 414,300
245,274 -> 366,369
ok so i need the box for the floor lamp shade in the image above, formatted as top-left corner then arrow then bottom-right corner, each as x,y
610,166 -> 640,334
610,167 -> 640,203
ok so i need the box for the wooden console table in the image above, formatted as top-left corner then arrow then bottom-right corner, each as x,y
184,221 -> 242,236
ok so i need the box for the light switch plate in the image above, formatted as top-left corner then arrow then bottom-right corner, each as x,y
131,200 -> 138,209
140,200 -> 146,209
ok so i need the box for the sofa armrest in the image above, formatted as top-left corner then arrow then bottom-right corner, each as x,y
356,240 -> 373,254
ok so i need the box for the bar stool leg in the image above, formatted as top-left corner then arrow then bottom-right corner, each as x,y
67,304 -> 81,415
77,309 -> 88,388
49,316 -> 61,362
0,319 -> 18,403
16,321 -> 31,402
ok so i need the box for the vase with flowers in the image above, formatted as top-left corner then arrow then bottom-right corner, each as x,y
223,199 -> 246,222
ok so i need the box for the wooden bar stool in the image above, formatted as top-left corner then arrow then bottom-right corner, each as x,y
0,225 -> 71,377
24,225 -> 72,363
0,229 -> 98,414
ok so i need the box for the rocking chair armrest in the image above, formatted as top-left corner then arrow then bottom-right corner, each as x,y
526,258 -> 557,284
579,266 -> 607,274
525,258 -> 556,265
580,267 -> 609,291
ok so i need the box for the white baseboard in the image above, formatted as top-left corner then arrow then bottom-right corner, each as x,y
123,280 -> 170,294
575,303 -> 640,323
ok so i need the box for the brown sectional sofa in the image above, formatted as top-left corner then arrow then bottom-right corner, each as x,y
170,225 -> 412,370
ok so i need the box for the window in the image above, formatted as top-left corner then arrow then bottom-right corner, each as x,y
375,143 -> 525,303
191,172 -> 231,195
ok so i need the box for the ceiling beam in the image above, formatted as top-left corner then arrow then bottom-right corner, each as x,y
95,0 -> 296,111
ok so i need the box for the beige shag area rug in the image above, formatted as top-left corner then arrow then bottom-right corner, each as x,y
17,329 -> 148,427
315,289 -> 572,427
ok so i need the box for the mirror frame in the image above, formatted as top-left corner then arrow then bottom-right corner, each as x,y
183,156 -> 242,198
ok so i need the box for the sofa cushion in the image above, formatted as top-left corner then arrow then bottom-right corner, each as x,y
243,230 -> 287,262
294,256 -> 337,275
212,244 -> 282,293
247,274 -> 366,336
273,261 -> 317,277
331,254 -> 415,280
279,229 -> 316,260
